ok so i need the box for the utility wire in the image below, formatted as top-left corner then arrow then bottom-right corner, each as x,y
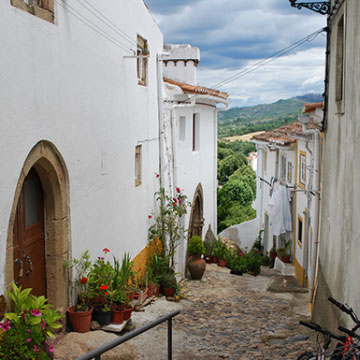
55,0 -> 134,54
211,27 -> 326,89
76,0 -> 138,48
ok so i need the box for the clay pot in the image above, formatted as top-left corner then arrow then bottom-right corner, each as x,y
67,306 -> 93,333
269,250 -> 277,261
111,306 -> 125,324
163,287 -> 175,297
217,259 -> 227,267
187,256 -> 206,280
123,306 -> 134,321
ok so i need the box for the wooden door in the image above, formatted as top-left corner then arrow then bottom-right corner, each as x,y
13,168 -> 46,296
190,196 -> 204,239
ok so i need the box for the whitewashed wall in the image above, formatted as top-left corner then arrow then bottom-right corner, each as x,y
0,0 -> 164,291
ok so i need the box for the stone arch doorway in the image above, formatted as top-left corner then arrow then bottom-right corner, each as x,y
6,140 -> 70,309
188,184 -> 204,239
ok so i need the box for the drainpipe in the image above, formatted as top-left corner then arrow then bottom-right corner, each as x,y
302,125 -> 320,303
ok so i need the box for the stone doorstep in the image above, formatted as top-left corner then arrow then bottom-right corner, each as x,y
101,319 -> 129,333
274,257 -> 295,276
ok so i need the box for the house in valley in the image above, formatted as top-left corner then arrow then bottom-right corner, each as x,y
0,0 -> 226,311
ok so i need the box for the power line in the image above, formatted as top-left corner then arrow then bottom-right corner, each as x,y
55,0 -> 134,54
76,0 -> 138,48
211,27 -> 326,89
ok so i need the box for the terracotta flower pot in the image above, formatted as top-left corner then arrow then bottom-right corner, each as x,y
218,259 -> 227,267
187,256 -> 206,280
269,250 -> 277,261
111,307 -> 124,324
67,306 -> 93,333
163,287 -> 175,297
123,306 -> 134,321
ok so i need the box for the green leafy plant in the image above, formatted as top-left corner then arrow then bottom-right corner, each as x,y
187,236 -> 205,257
148,186 -> 190,270
0,283 -> 63,359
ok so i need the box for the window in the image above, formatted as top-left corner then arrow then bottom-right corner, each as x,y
135,145 -> 142,186
287,161 -> 293,183
179,116 -> 186,141
192,113 -> 200,151
10,0 -> 54,23
137,35 -> 148,86
262,150 -> 267,174
297,215 -> 303,246
280,155 -> 286,181
299,151 -> 306,189
335,14 -> 345,111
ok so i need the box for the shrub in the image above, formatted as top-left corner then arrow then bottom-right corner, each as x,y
187,236 -> 205,257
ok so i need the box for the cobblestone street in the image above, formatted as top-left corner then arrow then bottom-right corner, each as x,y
55,264 -> 316,359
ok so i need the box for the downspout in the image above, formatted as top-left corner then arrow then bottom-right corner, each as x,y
302,125 -> 320,303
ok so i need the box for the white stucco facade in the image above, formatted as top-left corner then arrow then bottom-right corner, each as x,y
0,0 -> 162,296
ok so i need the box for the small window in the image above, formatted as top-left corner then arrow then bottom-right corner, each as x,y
287,161 -> 293,183
137,35 -> 148,86
135,145 -> 142,186
192,113 -> 200,151
179,116 -> 186,141
263,150 -> 267,174
299,151 -> 306,189
297,215 -> 303,246
10,0 -> 54,23
280,155 -> 286,181
335,14 -> 345,105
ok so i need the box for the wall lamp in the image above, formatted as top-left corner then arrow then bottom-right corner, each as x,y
289,0 -> 330,15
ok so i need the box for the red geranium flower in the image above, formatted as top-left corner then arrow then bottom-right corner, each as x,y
99,284 -> 108,290
176,187 -> 181,193
80,277 -> 88,284
155,173 -> 160,178
148,215 -> 152,219
105,292 -> 108,296
103,248 -> 110,253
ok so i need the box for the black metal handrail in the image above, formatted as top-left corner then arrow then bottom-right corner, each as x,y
76,310 -> 181,360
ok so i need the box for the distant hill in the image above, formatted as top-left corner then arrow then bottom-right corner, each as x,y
218,93 -> 323,139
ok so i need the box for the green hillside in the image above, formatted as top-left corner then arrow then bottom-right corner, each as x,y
218,94 -> 323,138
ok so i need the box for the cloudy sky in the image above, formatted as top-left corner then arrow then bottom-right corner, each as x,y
144,0 -> 327,108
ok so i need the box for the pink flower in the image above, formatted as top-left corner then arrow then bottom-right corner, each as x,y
176,187 -> 181,193
26,338 -> 32,342
155,173 -> 160,178
27,329 -> 32,333
31,309 -> 42,317
98,256 -> 104,260
49,345 -> 54,353
33,345 -> 39,352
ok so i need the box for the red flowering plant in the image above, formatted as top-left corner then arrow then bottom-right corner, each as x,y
64,250 -> 92,312
88,248 -> 114,312
148,186 -> 190,270
0,283 -> 62,359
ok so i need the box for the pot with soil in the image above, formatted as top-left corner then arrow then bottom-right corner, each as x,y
187,236 -> 206,280
67,306 -> 93,333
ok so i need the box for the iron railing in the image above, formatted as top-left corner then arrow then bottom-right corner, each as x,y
76,310 -> 181,360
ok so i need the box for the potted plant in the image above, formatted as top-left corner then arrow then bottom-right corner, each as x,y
160,272 -> 177,297
214,239 -> 227,267
65,250 -> 94,333
187,236 -> 206,280
110,288 -> 127,324
229,254 -> 247,276
276,240 -> 292,263
204,240 -> 214,263
246,250 -> 262,276
269,247 -> 277,261
0,283 -> 63,359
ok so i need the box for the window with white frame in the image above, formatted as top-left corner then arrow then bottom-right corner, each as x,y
137,35 -> 148,86
135,145 -> 142,186
280,155 -> 287,182
192,113 -> 200,151
179,116 -> 186,141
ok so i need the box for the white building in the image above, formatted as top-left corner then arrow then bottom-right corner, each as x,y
0,0 -> 226,310
252,103 -> 323,294
312,0 -> 360,329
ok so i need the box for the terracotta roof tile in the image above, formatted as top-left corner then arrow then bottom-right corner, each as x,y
164,78 -> 229,100
303,102 -> 323,113
251,122 -> 316,146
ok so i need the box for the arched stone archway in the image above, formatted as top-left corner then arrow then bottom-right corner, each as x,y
188,184 -> 204,239
6,140 -> 70,309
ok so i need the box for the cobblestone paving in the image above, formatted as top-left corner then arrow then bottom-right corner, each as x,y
130,264 -> 316,360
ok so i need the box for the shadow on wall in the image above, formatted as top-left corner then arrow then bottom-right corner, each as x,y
218,217 -> 258,250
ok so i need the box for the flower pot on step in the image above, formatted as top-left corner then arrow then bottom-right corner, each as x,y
92,308 -> 112,326
67,306 -> 93,333
187,256 -> 206,280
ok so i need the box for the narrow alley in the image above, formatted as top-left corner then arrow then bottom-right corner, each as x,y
55,265 -> 316,359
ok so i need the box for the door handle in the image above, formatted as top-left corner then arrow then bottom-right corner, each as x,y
23,253 -> 33,277
14,258 -> 24,286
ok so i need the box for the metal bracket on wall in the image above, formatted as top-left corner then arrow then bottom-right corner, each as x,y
289,0 -> 330,15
